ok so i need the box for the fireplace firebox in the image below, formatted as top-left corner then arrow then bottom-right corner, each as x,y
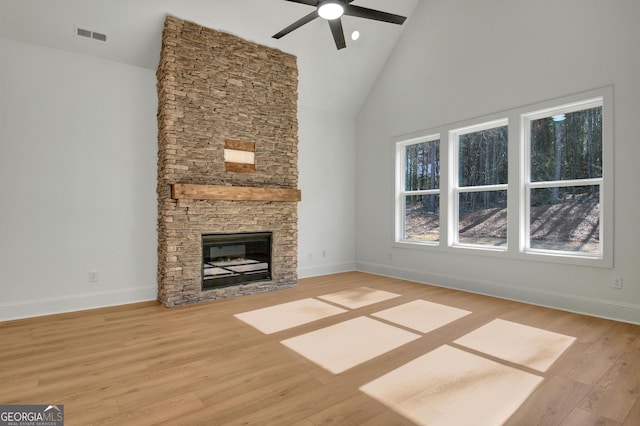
202,232 -> 272,290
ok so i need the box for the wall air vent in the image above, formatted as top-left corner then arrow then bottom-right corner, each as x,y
91,32 -> 107,42
76,27 -> 92,38
75,26 -> 108,43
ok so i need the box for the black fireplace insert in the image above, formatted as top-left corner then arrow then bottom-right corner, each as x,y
202,232 -> 272,290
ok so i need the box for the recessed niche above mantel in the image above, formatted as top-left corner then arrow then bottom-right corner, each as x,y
225,138 -> 256,173
171,183 -> 301,202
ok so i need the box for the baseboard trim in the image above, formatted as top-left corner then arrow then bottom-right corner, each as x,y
5,264 -> 635,325
356,261 -> 640,325
0,287 -> 158,322
298,262 -> 356,279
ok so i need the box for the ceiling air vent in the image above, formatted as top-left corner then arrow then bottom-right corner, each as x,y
75,26 -> 108,43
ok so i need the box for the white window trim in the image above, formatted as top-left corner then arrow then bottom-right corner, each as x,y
450,119 -> 509,250
393,86 -> 613,268
395,134 -> 441,245
520,94 -> 610,265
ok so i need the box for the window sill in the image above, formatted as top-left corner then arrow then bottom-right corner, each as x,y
392,239 -> 612,268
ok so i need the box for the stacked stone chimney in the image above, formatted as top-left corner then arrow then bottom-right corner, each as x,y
156,16 -> 299,306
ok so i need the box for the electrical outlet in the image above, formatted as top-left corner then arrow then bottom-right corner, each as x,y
89,270 -> 99,283
612,276 -> 623,289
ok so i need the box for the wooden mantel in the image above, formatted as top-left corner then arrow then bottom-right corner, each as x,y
171,183 -> 301,202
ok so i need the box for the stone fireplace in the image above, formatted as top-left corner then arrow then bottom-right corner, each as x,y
156,16 -> 299,307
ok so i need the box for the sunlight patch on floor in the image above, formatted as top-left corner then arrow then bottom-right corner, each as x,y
280,317 -> 420,374
234,298 -> 347,334
372,300 -> 472,333
234,288 -> 578,424
454,318 -> 576,372
318,287 -> 401,309
360,345 -> 544,426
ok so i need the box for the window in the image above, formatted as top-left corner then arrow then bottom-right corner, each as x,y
524,100 -> 603,256
397,136 -> 440,244
394,87 -> 612,267
452,121 -> 508,248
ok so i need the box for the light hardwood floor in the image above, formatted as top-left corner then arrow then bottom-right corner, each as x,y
1,272 -> 639,425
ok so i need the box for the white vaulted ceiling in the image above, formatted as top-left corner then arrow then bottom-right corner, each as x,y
0,0 -> 420,115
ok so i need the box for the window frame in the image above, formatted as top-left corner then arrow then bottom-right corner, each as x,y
450,118 -> 509,251
395,134 -> 441,245
521,95 -> 609,263
393,87 -> 613,268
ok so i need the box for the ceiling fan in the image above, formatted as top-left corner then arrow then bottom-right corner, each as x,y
272,0 -> 407,50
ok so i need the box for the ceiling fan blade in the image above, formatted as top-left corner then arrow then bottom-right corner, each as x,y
328,18 -> 346,50
273,10 -> 319,39
343,4 -> 407,25
283,0 -> 318,6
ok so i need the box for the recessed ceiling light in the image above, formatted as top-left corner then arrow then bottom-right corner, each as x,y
351,30 -> 360,41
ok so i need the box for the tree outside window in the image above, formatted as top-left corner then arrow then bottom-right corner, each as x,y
455,124 -> 508,248
527,105 -> 602,254
401,138 -> 440,242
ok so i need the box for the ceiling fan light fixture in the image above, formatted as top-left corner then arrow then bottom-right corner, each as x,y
318,0 -> 344,20
273,0 -> 407,50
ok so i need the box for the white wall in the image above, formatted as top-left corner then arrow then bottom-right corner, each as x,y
356,0 -> 640,323
0,37 -> 357,320
298,105 -> 356,277
0,38 -> 158,320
